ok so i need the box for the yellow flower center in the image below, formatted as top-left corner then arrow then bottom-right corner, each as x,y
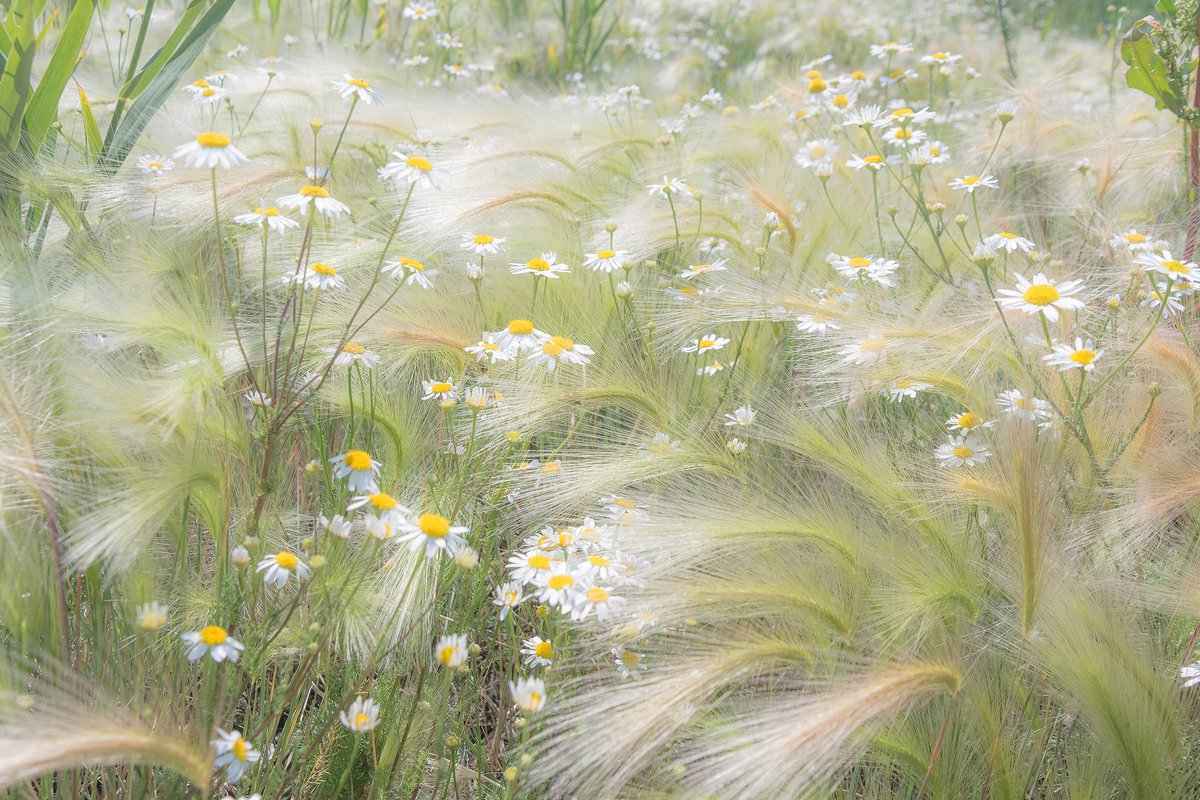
526,257 -> 550,271
199,625 -> 228,645
1070,349 -> 1097,365
146,161 -> 164,169
430,382 -> 452,394
698,338 -> 715,348
550,335 -> 574,351
807,77 -> 827,93
893,128 -> 912,140
864,155 -> 884,163
299,185 -> 330,198
892,107 -> 914,118
589,554 -> 611,566
343,342 -> 365,355
933,52 -> 948,59
348,78 -> 371,88
998,231 -> 1019,239
1022,285 -> 1060,306
312,262 -> 336,275
527,554 -> 550,569
370,492 -> 398,510
344,450 -> 372,470
833,94 -> 849,108
473,234 -> 494,244
535,641 -> 553,658
963,176 -> 980,185
1162,260 -> 1190,274
612,497 -> 637,509
275,551 -> 298,569
1125,233 -> 1146,243
438,646 -> 458,665
508,319 -> 534,335
354,712 -> 371,729
419,513 -> 451,538
848,257 -> 871,269
232,737 -> 248,761
621,651 -> 640,668
541,341 -> 563,357
405,155 -> 433,171
256,207 -> 279,216
597,249 -> 616,259
952,446 -> 973,459
192,79 -> 210,88
587,587 -> 610,603
503,591 -> 518,604
202,88 -> 218,97
483,342 -> 499,351
548,574 -> 574,590
400,257 -> 424,271
196,132 -> 230,148
541,461 -> 560,473
956,412 -> 979,429
860,338 -> 887,352
851,70 -> 866,80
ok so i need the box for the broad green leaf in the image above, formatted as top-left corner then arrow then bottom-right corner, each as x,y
0,0 -> 37,150
1121,17 -> 1185,116
102,0 -> 236,173
26,0 -> 95,152
1154,0 -> 1176,15
76,83 -> 101,164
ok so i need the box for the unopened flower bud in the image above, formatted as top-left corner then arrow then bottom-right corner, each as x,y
310,118 -> 324,132
230,546 -> 250,567
955,214 -> 968,229
616,281 -> 633,299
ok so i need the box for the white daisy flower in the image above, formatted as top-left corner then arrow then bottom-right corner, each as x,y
256,550 -> 310,588
399,512 -> 467,558
507,549 -> 556,584
422,378 -> 457,401
646,175 -> 687,197
839,335 -> 890,365
510,676 -> 547,712
612,647 -> 643,679
534,563 -> 581,611
845,153 -> 894,171
136,154 -> 174,175
570,584 -> 625,622
284,261 -> 345,291
795,138 -> 839,169
510,252 -> 570,279
828,253 -> 899,286
936,435 -> 992,468
493,582 -> 525,620
983,231 -> 1037,253
173,132 -> 248,169
995,272 -> 1086,322
325,342 -> 380,368
1044,337 -> 1104,371
465,334 -> 516,363
723,405 -> 756,427
1182,662 -> 1200,688
678,258 -> 729,279
233,206 -> 300,235
462,233 -> 505,254
211,728 -> 259,784
493,319 -> 550,352
884,380 -> 931,402
403,1 -> 437,19
1110,229 -> 1152,252
277,185 -> 351,217
320,513 -> 353,539
949,174 -> 998,193
681,333 -> 730,354
997,389 -> 1054,422
329,449 -> 381,493
379,150 -> 444,190
339,696 -> 381,732
1136,250 -> 1198,283
435,633 -> 468,668
521,636 -> 554,667
583,248 -> 629,273
332,74 -> 382,105
136,601 -> 169,631
182,625 -> 243,663
946,410 -> 990,434
527,335 -> 593,372
795,313 -> 840,334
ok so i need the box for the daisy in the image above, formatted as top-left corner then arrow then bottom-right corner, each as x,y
493,319 -> 549,352
883,126 -> 927,147
583,249 -> 629,273
193,86 -> 226,105
507,549 -> 555,584
642,432 -> 680,455
613,647 -> 643,679
647,175 -> 687,197
828,253 -> 899,286
435,633 -> 468,668
920,51 -> 962,66
878,105 -> 937,126
347,491 -> 409,518
173,132 -> 248,169
339,697 -> 381,732
723,404 -> 756,427
946,410 -> 989,433
726,437 -> 748,455
422,378 -> 458,401
136,154 -> 174,175
330,449 -> 380,493
493,582 -> 525,620
534,563 -> 581,611
1110,229 -> 1152,252
884,380 -> 932,401
949,175 -> 998,193
182,625 -> 244,663
326,342 -> 380,368
995,272 -> 1086,322
462,233 -> 505,255
678,258 -> 729,279
286,261 -> 345,291
841,104 -> 885,127
839,336 -> 890,365
697,359 -> 733,375
256,550 -> 310,588
935,436 -> 992,468
1141,286 -> 1188,315
870,40 -> 913,58
382,256 -> 435,289
364,514 -> 399,541
465,334 -> 516,363
846,153 -> 892,171
997,389 -> 1054,422
233,206 -> 299,234
136,601 -> 168,631
570,584 -> 625,622
795,313 -> 840,333
211,729 -> 259,784
983,231 -> 1036,254
528,335 -> 593,372
681,333 -> 730,354
510,676 -> 547,713
795,138 -> 839,168
1044,338 -> 1104,371
320,513 -> 353,539
277,185 -> 351,217
1136,250 -> 1198,283
332,74 -> 382,105
521,636 -> 554,667
399,512 -> 467,558
403,1 -> 437,19
379,150 -> 443,190
1182,662 -> 1200,688
510,252 -> 570,279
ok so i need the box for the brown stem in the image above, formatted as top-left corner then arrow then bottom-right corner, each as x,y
1187,15 -> 1200,260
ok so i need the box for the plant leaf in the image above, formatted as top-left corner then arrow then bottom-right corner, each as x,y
76,83 -> 101,164
26,0 -> 95,153
0,0 -> 37,151
1121,16 -> 1185,116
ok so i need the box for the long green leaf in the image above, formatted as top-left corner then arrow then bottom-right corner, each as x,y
102,0 -> 236,173
25,0 -> 96,152
121,0 -> 208,101
76,83 -> 101,163
0,0 -> 37,150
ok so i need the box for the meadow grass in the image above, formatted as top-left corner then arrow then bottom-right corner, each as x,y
2,0 -> 1200,798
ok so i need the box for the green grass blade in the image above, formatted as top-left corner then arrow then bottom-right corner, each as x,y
75,83 -> 101,163
25,0 -> 95,152
0,0 -> 36,150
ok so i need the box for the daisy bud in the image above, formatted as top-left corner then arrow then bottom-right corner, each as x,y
455,547 -> 480,570
970,251 -> 996,269
506,430 -> 522,443
231,546 -> 250,567
928,202 -> 946,215
604,221 -> 617,233
816,166 -> 833,183
310,118 -> 324,132
302,537 -> 314,551
886,204 -> 898,218
536,604 -> 549,617
643,260 -> 657,270
691,189 -> 703,200
419,700 -> 431,710
308,641 -> 320,653
446,735 -> 461,749
310,555 -> 328,569
621,260 -> 636,272
1074,157 -> 1091,174
309,622 -> 321,634
305,459 -> 320,473
955,214 -> 968,229
468,642 -> 481,656
520,753 -> 534,767
1148,382 -> 1163,397
1106,294 -> 1121,309
244,536 -> 260,549
505,767 -> 519,781
513,718 -> 527,729
616,281 -> 633,299
439,398 -> 457,410
996,103 -> 1017,124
